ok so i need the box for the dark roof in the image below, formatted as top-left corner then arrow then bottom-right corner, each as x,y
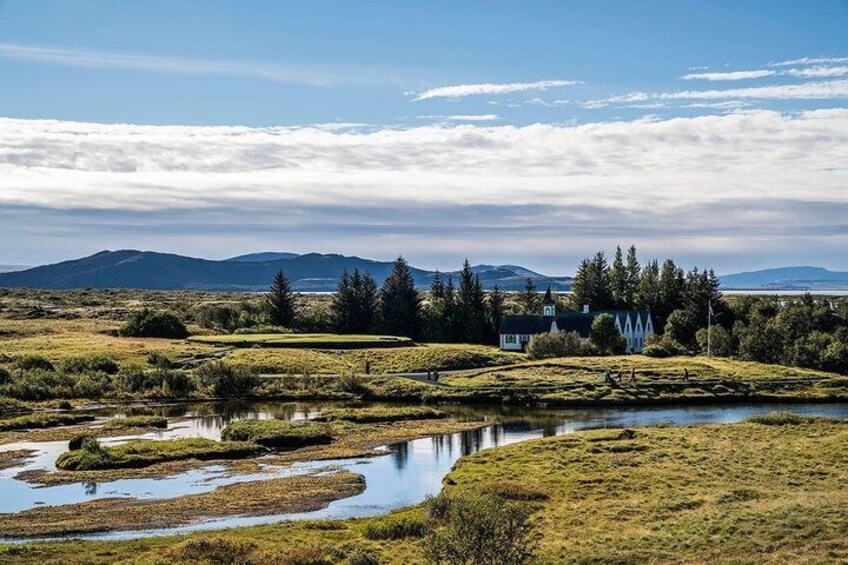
542,286 -> 555,304
555,313 -> 596,337
499,316 -> 556,335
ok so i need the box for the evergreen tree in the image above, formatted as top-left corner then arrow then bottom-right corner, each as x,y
624,245 -> 641,310
636,259 -> 662,314
378,256 -> 422,338
358,270 -> 379,332
265,270 -> 297,327
608,246 -> 628,309
430,270 -> 445,300
571,251 -> 613,311
330,269 -> 355,333
486,283 -> 507,345
457,260 -> 487,343
683,267 -> 725,328
656,259 -> 685,331
517,278 -> 541,314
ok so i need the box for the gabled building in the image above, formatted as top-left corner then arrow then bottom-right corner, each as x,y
499,287 -> 654,352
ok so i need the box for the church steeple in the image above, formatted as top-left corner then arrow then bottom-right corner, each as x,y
542,286 -> 556,317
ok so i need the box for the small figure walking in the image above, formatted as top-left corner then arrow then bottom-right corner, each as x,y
426,369 -> 432,381
617,370 -> 622,382
365,360 -> 371,375
604,370 -> 611,384
433,370 -> 440,383
629,368 -> 636,385
683,367 -> 689,382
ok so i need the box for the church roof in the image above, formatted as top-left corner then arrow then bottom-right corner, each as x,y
499,316 -> 556,335
542,286 -> 555,304
500,310 -> 652,338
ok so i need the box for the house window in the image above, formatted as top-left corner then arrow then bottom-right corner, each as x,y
505,335 -> 516,344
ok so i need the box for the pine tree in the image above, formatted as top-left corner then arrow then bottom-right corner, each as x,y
486,284 -> 507,344
457,260 -> 486,343
624,245 -> 641,310
517,278 -> 540,314
684,267 -> 725,327
572,251 -> 612,311
636,259 -> 661,314
378,256 -> 422,338
430,270 -> 445,300
656,259 -> 686,331
608,246 -> 628,309
331,269 -> 355,333
265,270 -> 297,328
359,270 -> 379,332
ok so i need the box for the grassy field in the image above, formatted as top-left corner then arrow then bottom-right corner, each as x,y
221,419 -> 333,448
7,416 -> 846,564
189,333 -> 413,349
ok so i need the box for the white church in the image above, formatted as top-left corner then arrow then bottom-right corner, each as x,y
499,287 -> 654,353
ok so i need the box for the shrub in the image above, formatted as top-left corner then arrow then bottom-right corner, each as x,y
363,514 -> 429,540
0,369 -> 77,400
642,344 -> 671,358
221,419 -> 332,448
14,355 -> 54,372
642,336 -> 688,358
0,367 -> 10,385
526,331 -> 585,360
424,491 -> 536,565
59,355 -> 119,375
146,351 -> 174,369
590,314 -> 627,355
271,545 -> 336,565
120,308 -> 189,339
695,325 -> 733,357
196,362 -> 258,398
346,549 -> 380,565
174,537 -> 258,565
68,431 -> 97,450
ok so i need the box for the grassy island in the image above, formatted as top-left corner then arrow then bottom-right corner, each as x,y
221,420 -> 332,448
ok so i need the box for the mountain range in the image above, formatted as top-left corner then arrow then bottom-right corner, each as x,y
0,250 -> 571,292
1,251 -> 846,292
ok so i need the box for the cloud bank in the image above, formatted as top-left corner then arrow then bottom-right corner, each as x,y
1,110 -> 846,269
681,70 -> 776,81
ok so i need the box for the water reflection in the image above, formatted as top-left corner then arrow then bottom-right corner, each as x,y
1,399 -> 847,542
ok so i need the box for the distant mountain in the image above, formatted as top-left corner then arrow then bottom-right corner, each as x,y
226,252 -> 300,262
0,265 -> 30,273
0,250 -> 571,292
719,266 -> 848,290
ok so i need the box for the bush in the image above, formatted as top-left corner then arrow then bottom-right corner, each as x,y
120,308 -> 189,339
642,336 -> 688,358
424,491 -> 536,565
526,331 -> 585,360
0,368 -> 78,400
642,344 -> 672,358
363,514 -> 429,540
174,537 -> 258,565
59,355 -> 119,375
221,419 -> 332,448
146,351 -> 174,369
68,431 -> 97,450
695,326 -> 733,357
196,362 -> 258,398
14,355 -> 54,372
346,549 -> 380,565
590,314 -> 627,355
0,367 -> 10,385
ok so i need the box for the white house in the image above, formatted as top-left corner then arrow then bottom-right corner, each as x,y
499,287 -> 654,353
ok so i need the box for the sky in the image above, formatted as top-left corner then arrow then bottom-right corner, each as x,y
0,0 -> 847,275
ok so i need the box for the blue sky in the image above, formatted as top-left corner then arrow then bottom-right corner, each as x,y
0,0 -> 847,273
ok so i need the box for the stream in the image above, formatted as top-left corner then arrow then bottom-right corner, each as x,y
1,400 -> 846,541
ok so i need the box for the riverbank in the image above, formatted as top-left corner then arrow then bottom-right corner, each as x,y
5,414 -> 845,564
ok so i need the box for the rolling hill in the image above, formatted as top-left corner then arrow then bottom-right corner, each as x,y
719,266 -> 848,290
0,250 -> 571,292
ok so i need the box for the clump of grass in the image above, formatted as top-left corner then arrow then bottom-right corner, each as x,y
746,412 -> 823,426
103,415 -> 168,429
68,431 -> 97,450
481,480 -> 549,501
315,406 -> 448,424
0,412 -> 95,432
56,437 -> 263,471
221,419 -> 332,448
362,513 -> 429,540
172,537 -> 257,565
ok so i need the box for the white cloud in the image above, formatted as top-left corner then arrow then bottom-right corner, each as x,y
411,80 -> 579,101
680,101 -> 752,109
681,70 -> 775,81
659,80 -> 848,100
787,66 -> 848,78
420,114 -> 501,122
1,111 -> 846,267
0,42 -> 394,86
769,56 -> 848,67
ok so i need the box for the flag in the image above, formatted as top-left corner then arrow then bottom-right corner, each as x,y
708,301 -> 718,323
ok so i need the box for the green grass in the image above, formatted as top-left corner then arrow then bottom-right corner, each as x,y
189,333 -> 413,349
228,343 -> 522,375
315,406 -> 448,423
11,417 -> 848,564
55,438 -> 263,471
220,419 -> 333,448
102,415 -> 168,429
0,412 -> 95,432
